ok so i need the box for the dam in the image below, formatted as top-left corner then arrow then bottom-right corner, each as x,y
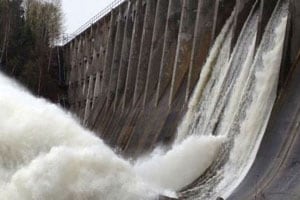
61,0 -> 300,199
0,0 -> 300,199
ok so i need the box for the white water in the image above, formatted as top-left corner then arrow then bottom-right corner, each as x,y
0,72 -> 224,199
0,2 -> 288,200
134,135 -> 225,191
179,2 -> 288,199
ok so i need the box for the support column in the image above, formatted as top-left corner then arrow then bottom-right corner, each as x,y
133,0 -> 158,106
122,0 -> 145,109
256,0 -> 278,48
231,0 -> 257,52
186,0 -> 216,101
114,2 -> 134,110
169,0 -> 198,106
155,0 -> 182,105
100,9 -> 118,101
279,0 -> 299,90
106,4 -> 127,110
143,0 -> 169,106
212,0 -> 236,40
87,16 -> 112,125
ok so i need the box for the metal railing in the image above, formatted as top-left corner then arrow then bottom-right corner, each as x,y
61,0 -> 126,45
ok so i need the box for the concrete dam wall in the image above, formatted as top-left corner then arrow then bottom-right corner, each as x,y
63,0 -> 246,155
64,0 -> 225,156
62,0 -> 300,199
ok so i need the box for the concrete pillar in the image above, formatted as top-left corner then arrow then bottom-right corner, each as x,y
279,0 -> 299,90
133,0 -> 158,106
84,75 -> 95,123
289,0 -> 300,64
67,44 -> 76,110
87,15 -> 116,128
71,41 -> 78,111
69,42 -> 75,107
68,66 -> 76,109
82,45 -> 89,104
84,19 -> 110,123
82,33 -> 90,75
156,0 -> 182,105
78,37 -> 86,118
122,0 -> 145,109
93,23 -> 101,52
114,2 -> 134,110
256,0 -> 278,48
143,0 -> 169,106
106,4 -> 127,109
71,43 -> 78,113
81,75 -> 89,120
100,9 -> 118,100
231,0 -> 257,52
169,0 -> 198,106
93,17 -> 110,103
186,0 -> 216,101
82,30 -> 94,120
93,71 -> 101,102
212,0 -> 236,40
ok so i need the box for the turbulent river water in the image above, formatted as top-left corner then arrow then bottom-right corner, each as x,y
0,2 -> 288,200
0,71 -> 225,200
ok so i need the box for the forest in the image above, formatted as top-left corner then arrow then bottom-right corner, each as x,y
0,0 -> 66,102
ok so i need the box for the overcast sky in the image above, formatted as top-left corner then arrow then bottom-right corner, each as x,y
62,0 -> 114,34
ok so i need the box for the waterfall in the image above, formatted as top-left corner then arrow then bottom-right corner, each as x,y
0,73 -> 156,200
179,2 -> 288,199
0,1 -> 288,200
0,70 -> 223,200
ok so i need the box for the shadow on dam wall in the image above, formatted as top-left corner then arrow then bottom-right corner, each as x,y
62,0 -> 300,198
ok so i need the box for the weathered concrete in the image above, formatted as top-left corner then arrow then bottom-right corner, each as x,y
143,0 -> 169,106
229,32 -> 300,200
186,0 -> 216,100
156,0 -> 182,105
122,0 -> 145,109
100,9 -> 118,104
278,0 -> 300,90
212,0 -> 236,40
256,0 -> 278,48
88,16 -> 111,123
106,4 -> 127,110
65,0 -> 256,160
227,1 -> 300,199
62,0 -> 300,198
169,0 -> 198,106
114,2 -> 134,111
231,0 -> 257,51
133,0 -> 157,105
92,19 -> 110,108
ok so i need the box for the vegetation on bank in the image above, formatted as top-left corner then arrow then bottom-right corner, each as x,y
0,0 -> 65,102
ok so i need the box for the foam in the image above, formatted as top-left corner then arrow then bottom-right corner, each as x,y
0,72 -> 224,199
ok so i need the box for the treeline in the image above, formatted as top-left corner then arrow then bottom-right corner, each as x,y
0,0 -> 66,102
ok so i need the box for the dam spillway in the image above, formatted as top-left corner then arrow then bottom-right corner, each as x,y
66,0 -> 241,155
59,0 -> 300,199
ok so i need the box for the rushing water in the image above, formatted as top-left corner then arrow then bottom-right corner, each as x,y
0,71 -> 224,200
0,1 -> 288,200
178,2 -> 288,199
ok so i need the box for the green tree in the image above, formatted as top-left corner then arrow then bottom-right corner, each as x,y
0,0 -> 65,102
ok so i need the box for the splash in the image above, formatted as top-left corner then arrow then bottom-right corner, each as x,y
0,1 -> 289,200
0,73 -> 155,200
178,2 -> 288,199
0,71 -> 224,199
134,135 -> 225,191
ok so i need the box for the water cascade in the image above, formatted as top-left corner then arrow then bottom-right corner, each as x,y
0,70 -> 223,200
0,1 -> 288,200
178,2 -> 288,199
